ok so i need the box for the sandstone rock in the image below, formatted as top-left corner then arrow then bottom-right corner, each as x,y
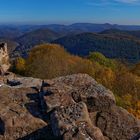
51,102 -> 104,140
1,75 -> 42,88
0,86 -> 47,140
43,74 -> 115,112
0,43 -> 10,75
41,74 -> 140,140
40,83 -> 74,112
96,106 -> 140,140
0,74 -> 140,140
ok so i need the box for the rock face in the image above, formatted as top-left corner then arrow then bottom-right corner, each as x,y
0,74 -> 140,140
41,74 -> 140,140
0,43 -> 10,75
0,86 -> 47,140
51,102 -> 105,140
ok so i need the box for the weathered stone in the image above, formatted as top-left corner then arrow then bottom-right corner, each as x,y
0,43 -> 10,75
0,74 -> 140,140
96,106 -> 140,140
40,84 -> 74,112
51,102 -> 105,140
0,86 -> 47,140
41,74 -> 140,140
43,74 -> 115,112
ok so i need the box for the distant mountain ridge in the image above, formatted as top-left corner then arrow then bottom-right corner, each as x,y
2,23 -> 140,62
1,22 -> 140,39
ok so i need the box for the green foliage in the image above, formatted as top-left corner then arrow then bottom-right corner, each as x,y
88,52 -> 116,70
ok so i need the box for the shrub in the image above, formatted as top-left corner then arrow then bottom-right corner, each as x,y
11,57 -> 26,75
88,52 -> 116,70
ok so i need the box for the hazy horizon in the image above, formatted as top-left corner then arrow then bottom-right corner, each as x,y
1,22 -> 140,26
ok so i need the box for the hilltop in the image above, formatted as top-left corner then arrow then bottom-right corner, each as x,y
15,28 -> 62,54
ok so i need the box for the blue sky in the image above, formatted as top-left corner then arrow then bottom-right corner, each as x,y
0,0 -> 140,25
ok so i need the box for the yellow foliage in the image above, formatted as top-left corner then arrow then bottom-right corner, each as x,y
128,101 -> 140,119
25,44 -> 94,79
95,67 -> 115,90
12,57 -> 26,75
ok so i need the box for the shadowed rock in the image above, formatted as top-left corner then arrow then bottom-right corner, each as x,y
0,118 -> 5,135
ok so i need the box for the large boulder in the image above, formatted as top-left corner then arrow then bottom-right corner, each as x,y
42,74 -> 115,112
40,74 -> 140,140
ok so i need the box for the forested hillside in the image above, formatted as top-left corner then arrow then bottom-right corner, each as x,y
53,33 -> 140,63
100,29 -> 140,39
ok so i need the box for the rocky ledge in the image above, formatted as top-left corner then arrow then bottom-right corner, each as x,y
0,73 -> 140,140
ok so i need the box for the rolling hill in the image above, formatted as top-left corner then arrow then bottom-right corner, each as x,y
1,23 -> 140,40
44,23 -> 140,33
100,29 -> 140,39
15,28 -> 62,53
0,26 -> 23,39
53,32 -> 140,63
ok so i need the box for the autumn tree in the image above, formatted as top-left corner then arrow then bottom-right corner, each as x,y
25,44 -> 94,79
11,57 -> 26,75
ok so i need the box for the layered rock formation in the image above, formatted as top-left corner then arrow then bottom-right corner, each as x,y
0,43 -> 10,75
0,74 -> 140,140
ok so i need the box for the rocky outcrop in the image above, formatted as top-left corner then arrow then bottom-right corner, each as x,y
41,74 -> 140,140
0,43 -> 10,75
0,74 -> 140,140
